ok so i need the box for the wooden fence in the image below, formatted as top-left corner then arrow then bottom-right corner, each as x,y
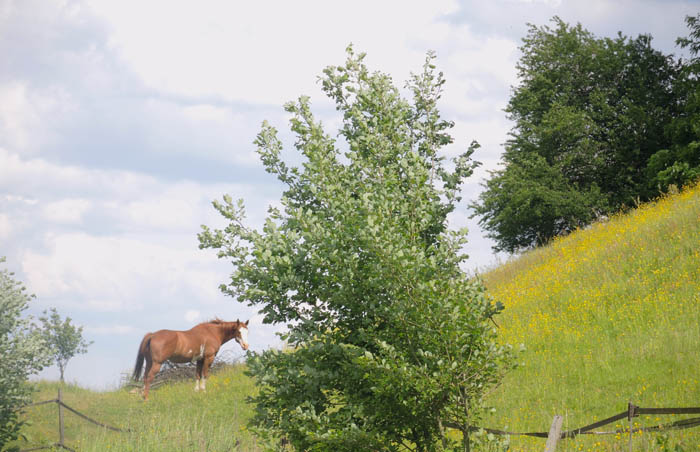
18,390 -> 700,452
472,403 -> 700,452
463,403 -> 700,438
19,388 -> 129,452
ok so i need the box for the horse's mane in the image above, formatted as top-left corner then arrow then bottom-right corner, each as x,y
200,318 -> 240,327
198,317 -> 224,326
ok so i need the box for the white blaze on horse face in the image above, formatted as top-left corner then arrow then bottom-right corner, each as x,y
238,326 -> 249,350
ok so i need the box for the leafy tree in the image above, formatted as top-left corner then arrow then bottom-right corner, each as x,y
200,47 -> 513,452
473,152 -> 608,251
37,308 -> 92,383
0,257 -> 51,449
677,13 -> 700,58
647,13 -> 700,192
472,17 -> 683,252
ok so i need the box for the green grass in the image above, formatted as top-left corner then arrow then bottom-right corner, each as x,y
479,183 -> 700,451
13,184 -> 700,452
13,364 -> 261,452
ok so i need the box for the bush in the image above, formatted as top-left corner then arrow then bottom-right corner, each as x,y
0,257 -> 51,449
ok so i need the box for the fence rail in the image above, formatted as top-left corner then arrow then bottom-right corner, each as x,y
447,402 -> 700,451
18,388 -> 129,452
18,390 -> 700,452
450,403 -> 700,439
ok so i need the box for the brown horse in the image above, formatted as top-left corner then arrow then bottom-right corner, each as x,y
133,318 -> 249,400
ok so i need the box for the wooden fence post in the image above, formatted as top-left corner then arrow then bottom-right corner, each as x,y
544,415 -> 563,452
628,402 -> 638,452
58,388 -> 65,448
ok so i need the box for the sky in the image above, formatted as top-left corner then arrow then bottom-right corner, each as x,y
1,0 -> 697,390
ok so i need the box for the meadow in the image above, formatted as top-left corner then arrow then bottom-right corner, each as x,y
480,183 -> 700,451
15,365 -> 261,452
12,183 -> 700,452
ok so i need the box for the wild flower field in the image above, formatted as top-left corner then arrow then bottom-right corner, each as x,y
481,183 -> 700,451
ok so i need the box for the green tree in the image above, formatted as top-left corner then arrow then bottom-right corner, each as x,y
647,13 -> 700,192
200,47 -> 513,452
473,152 -> 608,252
0,257 -> 51,449
37,308 -> 92,383
472,17 -> 683,252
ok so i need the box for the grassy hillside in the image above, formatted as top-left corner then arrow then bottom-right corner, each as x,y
480,182 -> 700,451
13,184 -> 700,452
13,365 -> 262,452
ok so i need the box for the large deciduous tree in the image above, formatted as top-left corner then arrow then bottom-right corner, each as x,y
200,48 -> 513,452
649,13 -> 700,192
472,17 -> 686,253
0,258 -> 51,449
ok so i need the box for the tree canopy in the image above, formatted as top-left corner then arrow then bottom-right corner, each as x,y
655,13 -> 700,191
37,307 -> 92,383
472,16 -> 699,253
200,47 -> 513,452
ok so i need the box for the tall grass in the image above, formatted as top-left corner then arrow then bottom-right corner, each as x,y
14,364 -> 261,452
481,183 -> 700,451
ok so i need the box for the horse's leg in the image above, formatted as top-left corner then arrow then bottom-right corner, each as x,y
200,355 -> 215,392
141,355 -> 153,400
194,359 -> 204,392
143,360 -> 162,401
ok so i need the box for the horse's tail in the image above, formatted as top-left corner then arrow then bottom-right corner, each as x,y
133,333 -> 152,381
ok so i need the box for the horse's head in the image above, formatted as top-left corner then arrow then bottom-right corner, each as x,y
234,319 -> 249,351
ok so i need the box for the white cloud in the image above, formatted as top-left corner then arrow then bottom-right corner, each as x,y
444,27 -> 519,86
181,104 -> 233,123
0,83 -> 36,152
21,231 -> 223,312
86,0 -> 459,106
0,149 -> 273,317
0,81 -> 77,155
184,310 -> 201,323
137,97 -> 264,167
85,324 -> 136,335
121,190 -> 199,231
0,214 -> 11,240
0,148 -> 153,200
42,198 -> 91,224
449,116 -> 511,150
0,148 -> 274,229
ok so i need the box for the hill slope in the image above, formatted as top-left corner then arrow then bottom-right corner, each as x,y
13,184 -> 700,452
13,365 -> 262,452
481,183 -> 700,451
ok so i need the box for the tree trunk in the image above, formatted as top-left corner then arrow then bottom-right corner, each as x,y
462,396 -> 470,452
462,427 -> 470,452
58,387 -> 65,447
438,419 -> 449,450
